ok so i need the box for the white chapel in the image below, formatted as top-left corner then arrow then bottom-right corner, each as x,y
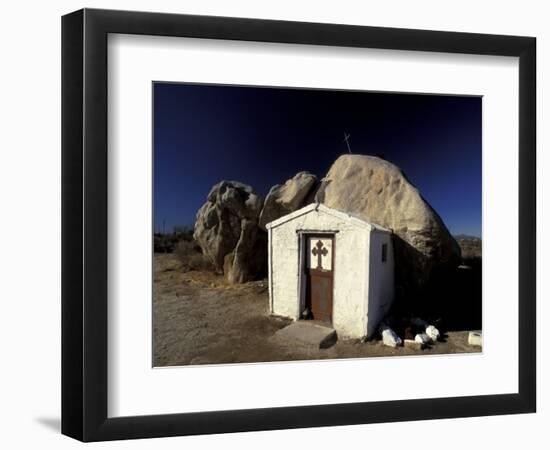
266,203 -> 394,339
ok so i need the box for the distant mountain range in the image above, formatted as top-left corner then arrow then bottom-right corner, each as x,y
454,235 -> 482,259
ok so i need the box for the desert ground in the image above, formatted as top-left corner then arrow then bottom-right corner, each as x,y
153,253 -> 480,367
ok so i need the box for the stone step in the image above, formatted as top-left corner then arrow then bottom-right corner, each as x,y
273,321 -> 337,349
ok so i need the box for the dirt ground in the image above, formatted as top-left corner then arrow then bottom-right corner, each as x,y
153,253 -> 480,367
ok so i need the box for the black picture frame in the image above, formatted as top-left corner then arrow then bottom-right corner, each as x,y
61,8 -> 536,442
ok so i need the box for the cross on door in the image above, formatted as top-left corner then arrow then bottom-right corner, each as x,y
311,240 -> 329,269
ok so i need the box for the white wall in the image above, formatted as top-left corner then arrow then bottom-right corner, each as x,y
0,1 -> 547,449
366,231 -> 394,337
270,208 -> 369,337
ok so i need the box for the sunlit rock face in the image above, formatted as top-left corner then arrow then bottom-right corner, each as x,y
194,180 -> 266,283
315,154 -> 461,294
258,171 -> 318,231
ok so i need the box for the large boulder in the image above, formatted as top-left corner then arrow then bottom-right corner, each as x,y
194,181 -> 266,283
258,171 -> 318,230
315,154 -> 461,294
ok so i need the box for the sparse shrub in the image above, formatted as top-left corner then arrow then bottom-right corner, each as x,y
172,225 -> 194,242
154,234 -> 177,253
175,240 -> 214,272
154,225 -> 195,253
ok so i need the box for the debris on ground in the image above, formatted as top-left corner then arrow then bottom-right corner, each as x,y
425,325 -> 440,342
410,317 -> 441,343
379,323 -> 402,348
414,333 -> 430,348
300,306 -> 313,320
404,339 -> 423,351
468,331 -> 482,347
377,315 -> 444,350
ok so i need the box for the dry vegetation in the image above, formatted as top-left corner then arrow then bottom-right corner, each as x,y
174,240 -> 214,272
455,234 -> 482,260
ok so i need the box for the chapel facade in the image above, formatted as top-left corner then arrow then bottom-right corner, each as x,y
266,203 -> 394,339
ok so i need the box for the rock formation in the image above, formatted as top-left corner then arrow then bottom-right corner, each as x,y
194,155 -> 461,290
315,154 -> 461,293
258,171 -> 317,230
193,181 -> 266,283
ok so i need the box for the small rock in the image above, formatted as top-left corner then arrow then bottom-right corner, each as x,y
404,339 -> 423,351
425,325 -> 440,342
379,323 -> 402,348
415,333 -> 430,346
300,307 -> 313,320
468,331 -> 482,347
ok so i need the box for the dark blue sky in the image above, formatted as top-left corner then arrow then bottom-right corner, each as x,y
154,83 -> 482,237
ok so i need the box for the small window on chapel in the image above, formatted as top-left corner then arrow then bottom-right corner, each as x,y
381,243 -> 388,263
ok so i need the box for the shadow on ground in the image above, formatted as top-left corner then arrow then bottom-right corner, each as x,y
392,256 -> 482,333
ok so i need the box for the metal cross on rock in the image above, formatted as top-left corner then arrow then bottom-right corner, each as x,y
311,240 -> 329,269
343,132 -> 352,153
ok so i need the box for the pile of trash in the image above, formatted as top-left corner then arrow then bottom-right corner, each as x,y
378,317 -> 441,350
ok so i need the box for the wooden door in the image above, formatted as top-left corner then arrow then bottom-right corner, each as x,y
305,235 -> 334,323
